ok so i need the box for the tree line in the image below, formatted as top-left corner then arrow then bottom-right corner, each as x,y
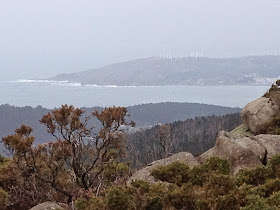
0,103 -> 240,154
127,113 -> 241,168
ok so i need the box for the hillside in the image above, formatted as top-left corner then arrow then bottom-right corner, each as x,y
47,56 -> 280,86
0,104 -> 241,166
127,113 -> 241,168
0,103 -> 240,154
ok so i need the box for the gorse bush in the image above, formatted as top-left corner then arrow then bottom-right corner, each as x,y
164,183 -> 196,210
267,191 -> 280,207
0,156 -> 5,166
0,188 -> 8,210
269,154 -> 280,177
236,166 -> 274,186
145,197 -> 163,210
203,156 -> 231,175
151,161 -> 190,186
106,187 -> 134,210
189,156 -> 231,186
103,162 -> 131,183
151,157 -> 231,188
75,197 -> 105,210
240,195 -> 276,210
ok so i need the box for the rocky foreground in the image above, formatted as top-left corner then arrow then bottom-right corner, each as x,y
128,83 -> 280,183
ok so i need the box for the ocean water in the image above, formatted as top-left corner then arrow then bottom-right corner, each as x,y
0,80 -> 270,108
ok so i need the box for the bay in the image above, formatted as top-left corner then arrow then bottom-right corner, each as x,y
0,80 -> 269,108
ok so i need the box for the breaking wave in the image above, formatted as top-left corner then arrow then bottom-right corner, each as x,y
10,80 -> 159,88
12,79 -> 69,84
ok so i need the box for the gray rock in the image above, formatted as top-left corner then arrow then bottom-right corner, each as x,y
254,134 -> 280,160
29,202 -> 64,210
198,130 -> 280,174
196,147 -> 215,163
212,131 -> 266,174
241,97 -> 279,135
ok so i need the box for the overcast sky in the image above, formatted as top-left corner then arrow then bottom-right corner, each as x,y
0,0 -> 280,81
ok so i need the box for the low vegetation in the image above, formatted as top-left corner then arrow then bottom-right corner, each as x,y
1,142 -> 280,210
74,155 -> 280,210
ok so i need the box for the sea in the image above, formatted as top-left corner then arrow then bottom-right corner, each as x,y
0,80 -> 270,109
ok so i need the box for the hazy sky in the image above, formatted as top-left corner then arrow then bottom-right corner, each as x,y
1,0 -> 280,81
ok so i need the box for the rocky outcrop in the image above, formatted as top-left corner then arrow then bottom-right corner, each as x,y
127,152 -> 199,184
130,127 -> 280,182
129,85 -> 280,182
29,202 -> 65,210
254,134 -> 280,160
196,147 -> 215,163
213,131 -> 266,174
130,128 -> 280,180
197,130 -> 280,174
241,97 -> 279,135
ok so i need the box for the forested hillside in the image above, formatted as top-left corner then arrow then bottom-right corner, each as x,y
127,113 -> 241,168
0,103 -> 240,151
0,103 -> 241,165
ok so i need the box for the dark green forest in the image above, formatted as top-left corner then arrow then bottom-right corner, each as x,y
127,113 -> 241,168
0,103 -> 240,153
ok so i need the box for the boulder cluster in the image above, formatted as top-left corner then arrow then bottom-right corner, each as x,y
129,82 -> 280,183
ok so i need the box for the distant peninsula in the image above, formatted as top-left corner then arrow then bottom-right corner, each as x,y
46,55 -> 280,86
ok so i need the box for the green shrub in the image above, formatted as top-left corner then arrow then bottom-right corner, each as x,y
260,179 -> 280,198
267,191 -> 280,207
269,155 -> 280,178
131,180 -> 151,194
104,162 -> 130,182
241,195 -> 276,210
0,188 -> 8,209
189,165 -> 209,186
106,187 -> 134,210
189,157 -> 230,186
203,157 -> 231,175
148,183 -> 170,201
212,193 -> 241,210
236,166 -> 273,186
145,197 -> 163,210
0,156 -> 5,166
75,197 -> 105,210
205,174 -> 235,197
164,183 -> 196,210
151,161 -> 190,186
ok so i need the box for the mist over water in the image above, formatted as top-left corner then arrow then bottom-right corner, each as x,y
0,80 -> 269,108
